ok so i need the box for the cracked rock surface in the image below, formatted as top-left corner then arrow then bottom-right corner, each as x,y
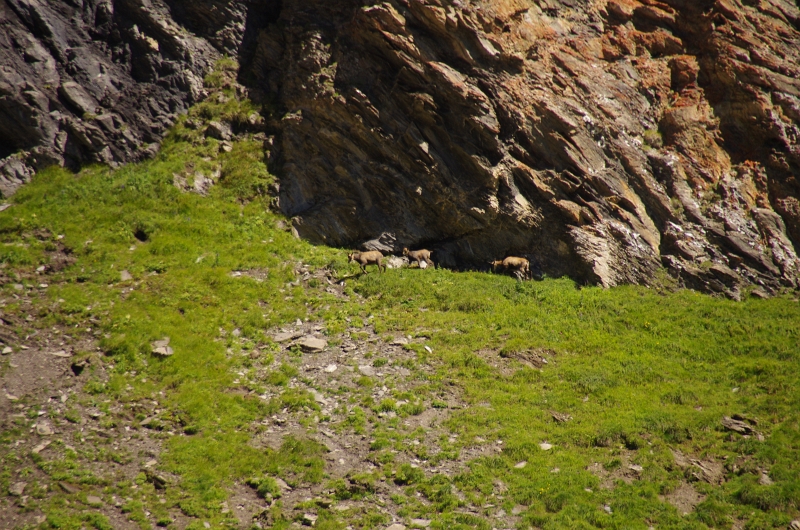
2,0 -> 800,295
251,0 -> 800,294
0,0 -> 258,194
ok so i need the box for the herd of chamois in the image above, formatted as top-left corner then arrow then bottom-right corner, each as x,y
347,248 -> 532,279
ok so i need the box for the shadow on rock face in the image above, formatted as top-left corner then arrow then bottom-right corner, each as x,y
249,0 -> 800,294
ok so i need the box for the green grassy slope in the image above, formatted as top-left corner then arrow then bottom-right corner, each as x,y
1,64 -> 799,530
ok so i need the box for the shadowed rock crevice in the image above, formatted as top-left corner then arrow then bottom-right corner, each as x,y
243,0 -> 800,294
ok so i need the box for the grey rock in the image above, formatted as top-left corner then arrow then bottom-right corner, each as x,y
9,482 -> 26,496
205,121 -> 232,141
384,255 -> 408,270
297,336 -> 327,352
86,495 -> 102,505
36,423 -> 53,436
386,525 -> 406,530
302,513 -> 318,526
32,441 -> 51,454
59,482 -> 79,494
120,270 -> 133,282
410,520 -> 431,528
151,337 -> 173,357
273,331 -> 301,343
59,82 -> 99,116
0,0 -> 226,194
358,365 -> 376,377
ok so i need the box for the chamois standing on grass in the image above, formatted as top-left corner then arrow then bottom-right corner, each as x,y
491,256 -> 530,279
402,248 -> 433,268
348,250 -> 386,273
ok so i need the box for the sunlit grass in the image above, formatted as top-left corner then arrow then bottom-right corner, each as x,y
1,63 -> 799,529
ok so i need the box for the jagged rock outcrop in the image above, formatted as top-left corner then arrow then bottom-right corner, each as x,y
0,0 -> 257,195
2,0 -> 799,295
244,0 -> 800,295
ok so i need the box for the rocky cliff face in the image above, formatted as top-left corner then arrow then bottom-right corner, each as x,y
251,0 -> 800,295
2,0 -> 800,296
0,0 -> 252,194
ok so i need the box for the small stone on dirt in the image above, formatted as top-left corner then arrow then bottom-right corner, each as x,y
759,472 -> 773,486
410,519 -> 431,528
2,346 -> 11,354
87,495 -> 102,505
120,270 -> 133,281
539,442 -> 553,450
358,365 -> 376,377
9,482 -> 26,496
32,441 -> 52,454
324,364 -> 337,373
273,331 -> 300,342
48,350 -> 72,358
514,461 -> 527,469
386,525 -> 406,530
310,390 -> 327,404
391,337 -> 408,345
424,345 -> 433,353
302,513 -> 318,526
297,336 -> 327,352
511,506 -> 525,515
36,423 -> 53,436
629,464 -> 644,474
59,482 -> 79,494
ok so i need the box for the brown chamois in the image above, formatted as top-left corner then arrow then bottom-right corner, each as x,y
402,248 -> 433,268
348,250 -> 386,273
491,256 -> 530,279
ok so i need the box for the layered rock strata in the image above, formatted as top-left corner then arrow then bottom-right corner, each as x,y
2,0 -> 799,295
0,0 -> 251,195
251,0 -> 800,295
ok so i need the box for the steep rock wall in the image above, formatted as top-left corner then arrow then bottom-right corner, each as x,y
1,0 -> 799,296
249,0 -> 800,295
0,0 -> 261,194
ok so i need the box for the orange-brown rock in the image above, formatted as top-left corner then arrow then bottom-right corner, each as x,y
244,0 -> 800,296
